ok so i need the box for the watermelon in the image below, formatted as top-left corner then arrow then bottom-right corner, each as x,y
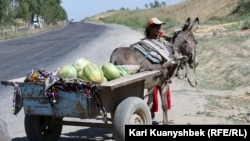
103,77 -> 108,82
102,63 -> 120,81
72,58 -> 90,73
57,65 -> 77,78
116,66 -> 130,77
81,63 -> 104,83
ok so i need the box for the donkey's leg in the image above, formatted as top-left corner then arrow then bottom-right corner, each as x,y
159,83 -> 170,125
145,87 -> 155,119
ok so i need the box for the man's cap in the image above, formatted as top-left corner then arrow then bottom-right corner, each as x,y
148,17 -> 165,26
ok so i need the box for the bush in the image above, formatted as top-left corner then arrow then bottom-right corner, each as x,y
241,20 -> 250,30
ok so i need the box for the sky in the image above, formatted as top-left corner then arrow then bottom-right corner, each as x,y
61,0 -> 183,21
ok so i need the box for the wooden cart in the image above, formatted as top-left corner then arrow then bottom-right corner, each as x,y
1,70 -> 161,141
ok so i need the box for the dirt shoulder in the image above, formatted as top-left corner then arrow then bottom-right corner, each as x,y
155,77 -> 250,125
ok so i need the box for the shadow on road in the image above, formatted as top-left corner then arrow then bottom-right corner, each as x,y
12,127 -> 114,141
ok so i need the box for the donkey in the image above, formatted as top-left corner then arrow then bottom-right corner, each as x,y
110,17 -> 199,124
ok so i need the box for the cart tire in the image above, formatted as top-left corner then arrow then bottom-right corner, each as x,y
113,97 -> 152,141
24,115 -> 62,141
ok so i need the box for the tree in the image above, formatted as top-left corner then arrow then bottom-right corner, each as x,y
0,0 -> 11,34
0,0 -> 67,34
17,0 -> 31,29
149,2 -> 154,8
154,0 -> 161,8
120,7 -> 126,11
149,0 -> 161,8
42,0 -> 64,25
161,1 -> 166,7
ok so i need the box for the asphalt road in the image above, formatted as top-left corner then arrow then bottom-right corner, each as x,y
0,21 -> 143,141
0,22 -> 106,81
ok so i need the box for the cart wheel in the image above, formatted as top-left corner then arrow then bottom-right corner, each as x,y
113,97 -> 152,141
24,115 -> 62,141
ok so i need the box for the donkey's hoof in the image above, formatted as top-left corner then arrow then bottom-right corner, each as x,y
163,120 -> 175,125
152,121 -> 160,125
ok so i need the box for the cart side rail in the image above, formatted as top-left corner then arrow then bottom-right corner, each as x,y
99,70 -> 161,90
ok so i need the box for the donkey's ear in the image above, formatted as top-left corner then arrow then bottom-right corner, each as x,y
182,17 -> 191,31
194,17 -> 199,24
189,17 -> 199,32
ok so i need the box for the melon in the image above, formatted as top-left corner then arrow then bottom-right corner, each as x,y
103,77 -> 108,83
102,63 -> 120,81
81,63 -> 104,83
116,66 -> 130,77
57,65 -> 77,78
72,58 -> 90,73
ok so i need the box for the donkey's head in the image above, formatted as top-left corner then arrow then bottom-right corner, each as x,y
172,17 -> 199,69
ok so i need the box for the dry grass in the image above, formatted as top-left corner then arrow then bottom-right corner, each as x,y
86,0 -> 250,124
170,0 -> 240,21
87,0 -> 250,91
0,24 -> 65,40
195,30 -> 250,90
88,0 -> 240,23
